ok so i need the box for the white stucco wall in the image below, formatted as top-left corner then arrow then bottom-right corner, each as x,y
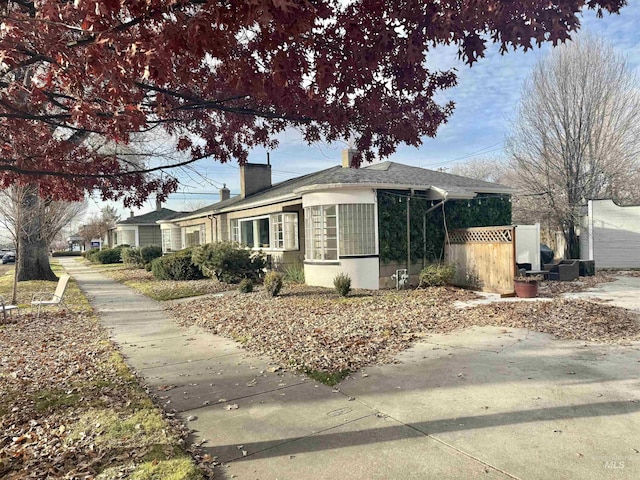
302,187 -> 380,290
305,257 -> 380,290
302,188 -> 377,208
582,199 -> 640,268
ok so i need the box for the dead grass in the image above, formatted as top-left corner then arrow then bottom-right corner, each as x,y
100,266 -> 230,301
0,262 -> 210,478
0,263 -> 91,312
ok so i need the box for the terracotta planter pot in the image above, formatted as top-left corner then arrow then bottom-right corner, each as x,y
514,279 -> 538,298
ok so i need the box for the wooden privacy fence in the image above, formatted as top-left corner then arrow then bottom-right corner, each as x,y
445,226 -> 515,294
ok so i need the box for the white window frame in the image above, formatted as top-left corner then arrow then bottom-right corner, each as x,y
230,219 -> 240,243
162,229 -> 173,252
305,205 -> 338,262
305,203 -> 376,262
270,213 -> 299,251
338,204 -> 376,256
183,224 -> 205,248
238,215 -> 271,249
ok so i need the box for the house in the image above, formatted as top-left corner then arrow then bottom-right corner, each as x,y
580,199 -> 640,268
106,202 -> 180,249
163,150 -> 515,289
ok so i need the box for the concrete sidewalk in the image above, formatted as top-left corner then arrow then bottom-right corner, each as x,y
60,258 -> 640,480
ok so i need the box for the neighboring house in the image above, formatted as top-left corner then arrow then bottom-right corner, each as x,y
163,150 -> 515,289
106,204 -> 180,248
580,199 -> 640,268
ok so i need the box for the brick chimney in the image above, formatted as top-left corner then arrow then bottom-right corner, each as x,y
129,210 -> 134,218
240,163 -> 272,198
155,198 -> 162,211
219,184 -> 230,201
342,148 -> 359,168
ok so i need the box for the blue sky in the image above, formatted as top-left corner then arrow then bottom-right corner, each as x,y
87,3 -> 640,220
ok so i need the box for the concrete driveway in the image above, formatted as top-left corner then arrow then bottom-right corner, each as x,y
60,258 -> 640,480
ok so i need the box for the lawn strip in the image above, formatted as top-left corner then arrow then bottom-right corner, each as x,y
98,265 -> 230,301
0,276 -> 210,478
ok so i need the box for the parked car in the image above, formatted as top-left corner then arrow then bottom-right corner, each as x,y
2,252 -> 16,264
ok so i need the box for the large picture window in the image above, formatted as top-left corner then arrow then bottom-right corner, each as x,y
233,213 -> 298,250
305,204 -> 376,261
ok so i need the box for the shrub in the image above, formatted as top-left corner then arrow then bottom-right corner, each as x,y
51,251 -> 82,257
192,242 -> 265,284
283,262 -> 305,284
238,278 -> 253,293
263,271 -> 283,297
140,245 -> 163,264
92,248 -> 122,264
333,273 -> 351,297
419,263 -> 456,287
151,249 -> 204,281
121,247 -> 143,267
82,248 -> 99,259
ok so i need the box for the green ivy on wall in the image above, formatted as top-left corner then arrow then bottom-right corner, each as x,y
377,190 -> 512,264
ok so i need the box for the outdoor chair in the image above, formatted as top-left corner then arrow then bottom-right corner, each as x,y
31,274 -> 71,317
544,260 -> 579,282
0,296 -> 19,322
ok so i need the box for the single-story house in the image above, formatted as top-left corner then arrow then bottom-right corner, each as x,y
161,150 -> 516,289
580,198 -> 640,268
106,203 -> 181,249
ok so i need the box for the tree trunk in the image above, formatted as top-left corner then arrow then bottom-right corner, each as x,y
17,186 -> 57,281
563,221 -> 580,260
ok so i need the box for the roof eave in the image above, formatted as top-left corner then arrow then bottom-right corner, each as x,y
293,183 -> 515,197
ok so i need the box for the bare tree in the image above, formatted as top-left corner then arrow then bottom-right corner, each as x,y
78,206 -> 120,247
449,157 -> 507,184
0,185 -> 87,281
507,33 -> 640,258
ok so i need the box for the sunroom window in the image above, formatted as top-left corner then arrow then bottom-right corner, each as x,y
305,205 -> 338,261
339,204 -> 376,256
305,204 -> 376,261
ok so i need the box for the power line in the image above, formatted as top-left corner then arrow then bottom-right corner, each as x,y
428,142 -> 505,169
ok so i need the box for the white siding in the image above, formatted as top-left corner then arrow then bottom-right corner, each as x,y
581,199 -> 640,268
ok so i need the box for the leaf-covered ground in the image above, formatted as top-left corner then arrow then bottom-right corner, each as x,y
167,283 -> 640,374
0,311 -> 207,479
538,271 -> 616,297
100,265 -> 230,301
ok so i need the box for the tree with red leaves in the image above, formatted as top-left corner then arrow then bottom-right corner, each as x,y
0,0 -> 627,278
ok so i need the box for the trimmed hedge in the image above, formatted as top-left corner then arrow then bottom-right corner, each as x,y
151,249 -> 204,281
52,251 -> 82,257
91,248 -> 123,264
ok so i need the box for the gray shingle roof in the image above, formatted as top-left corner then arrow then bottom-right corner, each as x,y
117,208 -> 179,225
170,161 -> 514,221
